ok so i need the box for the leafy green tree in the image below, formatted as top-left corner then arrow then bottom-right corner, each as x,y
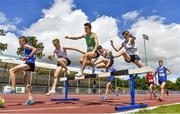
166,80 -> 174,90
0,29 -> 5,36
17,36 -> 45,59
176,78 -> 180,86
0,43 -> 7,53
134,75 -> 142,89
141,77 -> 148,90
134,75 -> 148,90
175,78 -> 180,90
124,79 -> 129,88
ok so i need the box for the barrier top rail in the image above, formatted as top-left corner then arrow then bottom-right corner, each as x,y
60,66 -> 155,81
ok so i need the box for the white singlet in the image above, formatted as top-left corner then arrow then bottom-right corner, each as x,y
122,38 -> 138,55
54,48 -> 67,58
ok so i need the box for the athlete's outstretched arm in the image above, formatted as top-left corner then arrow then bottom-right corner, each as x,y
20,44 -> 37,61
65,34 -> 85,40
130,36 -> 136,44
63,47 -> 85,54
113,54 -> 120,59
112,49 -> 125,59
153,70 -> 157,76
48,50 -> 55,60
110,40 -> 123,52
153,70 -> 158,83
24,44 -> 37,57
166,67 -> 171,74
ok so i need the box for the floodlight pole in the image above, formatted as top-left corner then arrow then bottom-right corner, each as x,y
142,34 -> 149,66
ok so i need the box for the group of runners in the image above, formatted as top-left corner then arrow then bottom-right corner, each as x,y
1,22 -> 171,104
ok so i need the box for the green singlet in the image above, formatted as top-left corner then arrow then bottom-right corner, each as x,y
85,33 -> 96,52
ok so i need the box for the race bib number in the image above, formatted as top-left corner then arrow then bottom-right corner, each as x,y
87,46 -> 94,51
159,73 -> 165,77
148,79 -> 153,82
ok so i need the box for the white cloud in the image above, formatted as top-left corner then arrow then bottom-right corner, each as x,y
41,0 -> 74,19
93,12 -> 100,18
0,24 -> 16,31
0,11 -> 22,31
23,0 -> 121,65
122,10 -> 140,21
129,15 -> 180,74
23,0 -> 88,58
1,0 -> 179,78
12,17 -> 23,25
0,12 -> 20,55
92,16 -> 119,44
0,33 -> 19,55
0,12 -> 7,23
98,12 -> 180,76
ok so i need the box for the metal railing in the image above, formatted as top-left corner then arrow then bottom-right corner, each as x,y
2,84 -> 178,95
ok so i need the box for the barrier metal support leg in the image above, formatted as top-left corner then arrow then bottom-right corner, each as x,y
115,74 -> 148,111
51,80 -> 79,101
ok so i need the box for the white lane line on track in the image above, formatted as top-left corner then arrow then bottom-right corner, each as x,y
2,95 -> 179,113
136,97 -> 180,103
0,104 -> 111,113
0,106 -> 81,112
5,97 -> 180,106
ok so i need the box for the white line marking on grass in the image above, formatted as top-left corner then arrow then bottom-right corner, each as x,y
112,102 -> 180,114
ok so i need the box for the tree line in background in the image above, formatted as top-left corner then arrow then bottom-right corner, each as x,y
109,76 -> 180,91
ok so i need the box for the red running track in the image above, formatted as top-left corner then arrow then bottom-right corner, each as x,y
0,93 -> 180,113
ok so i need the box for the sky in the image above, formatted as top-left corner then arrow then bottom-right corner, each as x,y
0,0 -> 180,82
